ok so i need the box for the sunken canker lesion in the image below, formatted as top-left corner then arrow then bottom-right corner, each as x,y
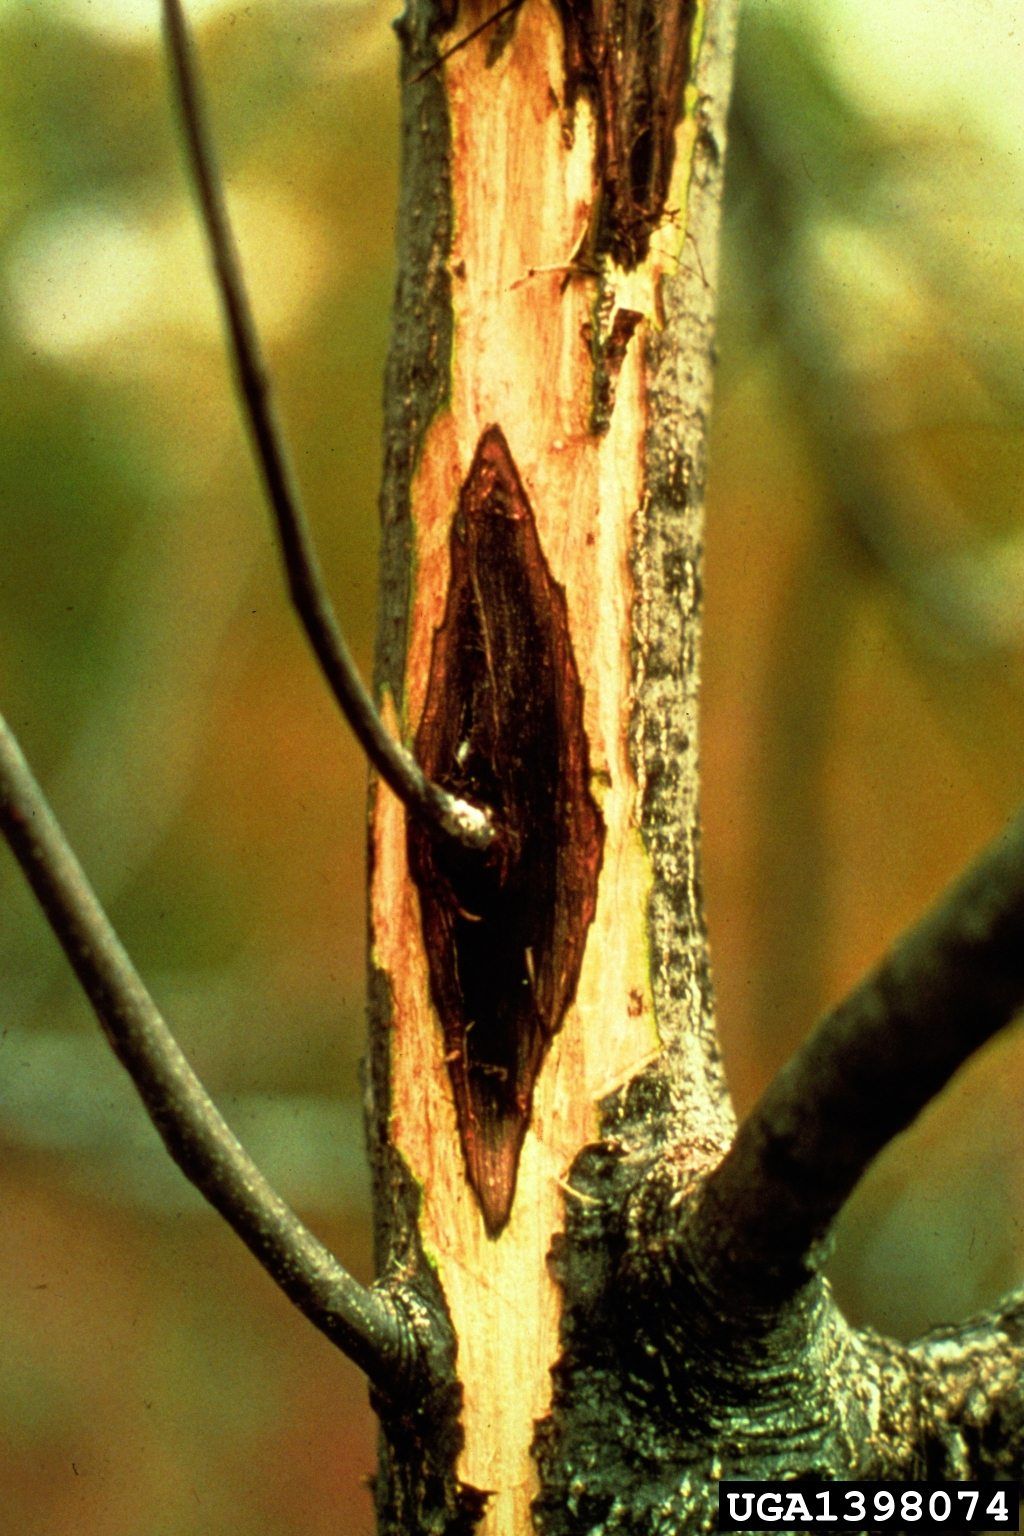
552,0 -> 698,268
408,425 -> 604,1236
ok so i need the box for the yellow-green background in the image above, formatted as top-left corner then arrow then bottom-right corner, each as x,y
0,0 -> 1022,1530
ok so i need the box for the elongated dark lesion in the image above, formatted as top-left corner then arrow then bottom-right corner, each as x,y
554,0 -> 699,268
408,425 -> 604,1235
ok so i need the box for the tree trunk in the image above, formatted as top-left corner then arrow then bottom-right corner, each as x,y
368,2 -> 738,1530
359,6 -> 1024,1534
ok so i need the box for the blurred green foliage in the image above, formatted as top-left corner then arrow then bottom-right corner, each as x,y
0,0 -> 1022,1528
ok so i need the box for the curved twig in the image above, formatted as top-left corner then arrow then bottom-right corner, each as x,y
0,711 -> 412,1390
161,0 -> 493,856
409,0 -> 526,85
687,803 -> 1024,1308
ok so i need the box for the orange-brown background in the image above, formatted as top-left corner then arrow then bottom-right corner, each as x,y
1,1 -> 1022,1531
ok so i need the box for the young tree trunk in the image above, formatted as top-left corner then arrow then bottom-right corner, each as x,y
366,5 -> 1024,1535
369,2 -> 738,1530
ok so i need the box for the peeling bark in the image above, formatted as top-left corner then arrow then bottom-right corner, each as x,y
553,0 -> 700,267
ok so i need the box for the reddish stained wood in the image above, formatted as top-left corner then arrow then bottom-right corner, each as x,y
408,425 -> 604,1235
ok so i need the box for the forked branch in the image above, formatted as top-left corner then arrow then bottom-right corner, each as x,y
0,711 -> 414,1391
687,804 -> 1024,1308
161,0 -> 493,856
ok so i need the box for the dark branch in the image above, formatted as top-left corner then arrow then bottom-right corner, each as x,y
160,0 -> 493,856
687,804 -> 1024,1308
0,711 -> 412,1390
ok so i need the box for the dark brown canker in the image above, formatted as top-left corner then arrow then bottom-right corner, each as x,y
408,425 -> 604,1235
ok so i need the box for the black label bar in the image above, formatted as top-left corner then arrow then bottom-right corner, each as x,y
718,1480 -> 1020,1532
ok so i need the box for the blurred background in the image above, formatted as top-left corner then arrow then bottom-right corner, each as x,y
0,0 -> 1021,1529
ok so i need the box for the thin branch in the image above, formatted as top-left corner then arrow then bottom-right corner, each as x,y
160,0 -> 494,856
686,804 -> 1024,1309
0,710 -> 412,1390
409,0 -> 526,85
